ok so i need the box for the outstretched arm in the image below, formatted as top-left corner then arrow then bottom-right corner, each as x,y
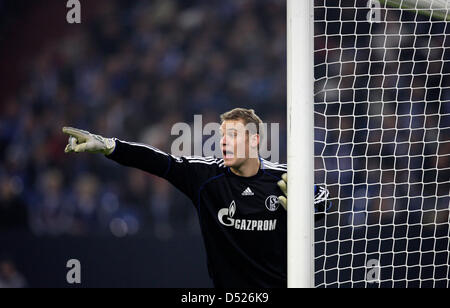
62,127 -> 216,202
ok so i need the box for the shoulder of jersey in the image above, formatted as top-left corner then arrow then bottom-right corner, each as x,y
183,156 -> 226,168
260,158 -> 287,172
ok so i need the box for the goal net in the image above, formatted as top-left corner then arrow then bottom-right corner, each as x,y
312,0 -> 450,287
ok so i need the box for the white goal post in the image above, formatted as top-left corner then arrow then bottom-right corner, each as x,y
288,0 -> 449,288
287,0 -> 316,288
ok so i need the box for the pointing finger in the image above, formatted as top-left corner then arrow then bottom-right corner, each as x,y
62,127 -> 89,142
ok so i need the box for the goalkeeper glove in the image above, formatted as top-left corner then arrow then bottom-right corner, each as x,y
277,173 -> 287,210
62,127 -> 116,155
277,172 -> 333,217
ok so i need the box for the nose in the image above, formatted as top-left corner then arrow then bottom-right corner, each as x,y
221,135 -> 227,147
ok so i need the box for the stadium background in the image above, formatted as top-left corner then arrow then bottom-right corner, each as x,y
0,0 -> 448,288
0,0 -> 287,287
313,0 -> 449,287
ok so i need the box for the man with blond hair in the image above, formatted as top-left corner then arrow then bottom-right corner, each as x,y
63,108 -> 329,287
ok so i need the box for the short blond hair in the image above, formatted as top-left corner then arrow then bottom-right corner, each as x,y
220,108 -> 264,138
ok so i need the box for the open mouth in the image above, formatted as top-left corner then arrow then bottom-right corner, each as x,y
222,150 -> 234,158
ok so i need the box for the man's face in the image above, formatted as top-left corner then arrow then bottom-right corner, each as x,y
220,120 -> 259,167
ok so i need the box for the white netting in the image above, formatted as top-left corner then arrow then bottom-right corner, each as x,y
313,0 -> 450,287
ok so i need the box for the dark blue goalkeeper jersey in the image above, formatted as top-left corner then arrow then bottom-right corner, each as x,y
106,139 -> 331,288
106,139 -> 287,288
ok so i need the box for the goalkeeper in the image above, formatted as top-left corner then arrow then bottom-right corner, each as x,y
63,108 -> 330,288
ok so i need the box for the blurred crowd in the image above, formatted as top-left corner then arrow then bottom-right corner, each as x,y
0,0 -> 448,240
0,257 -> 27,288
312,2 -> 449,286
0,0 -> 287,238
313,3 -> 449,228
0,0 -> 448,287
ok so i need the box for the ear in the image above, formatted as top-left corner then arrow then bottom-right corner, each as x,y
248,134 -> 260,159
250,134 -> 260,148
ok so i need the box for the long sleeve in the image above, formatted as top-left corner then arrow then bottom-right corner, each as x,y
105,139 -> 223,202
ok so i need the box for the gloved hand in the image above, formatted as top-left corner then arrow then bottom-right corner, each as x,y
277,173 -> 287,210
62,127 -> 116,155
